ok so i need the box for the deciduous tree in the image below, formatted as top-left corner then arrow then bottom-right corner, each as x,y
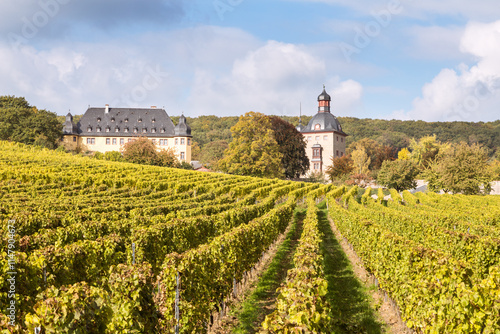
0,96 -> 61,149
377,160 -> 419,192
269,116 -> 309,179
351,144 -> 371,175
326,155 -> 354,181
424,142 -> 494,195
218,112 -> 283,178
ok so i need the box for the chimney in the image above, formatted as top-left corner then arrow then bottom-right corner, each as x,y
105,104 -> 109,113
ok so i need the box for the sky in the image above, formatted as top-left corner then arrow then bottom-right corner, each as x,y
0,0 -> 499,122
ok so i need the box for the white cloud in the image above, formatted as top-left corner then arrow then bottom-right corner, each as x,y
394,20 -> 500,121
288,0 -> 500,21
188,41 -> 363,117
0,25 -> 261,115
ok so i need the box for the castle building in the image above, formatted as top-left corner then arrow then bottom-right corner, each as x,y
62,105 -> 192,163
298,87 -> 347,174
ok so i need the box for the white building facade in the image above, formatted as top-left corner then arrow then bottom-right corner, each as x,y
298,87 -> 348,175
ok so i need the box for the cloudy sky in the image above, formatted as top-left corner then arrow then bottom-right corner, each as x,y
1,0 -> 499,121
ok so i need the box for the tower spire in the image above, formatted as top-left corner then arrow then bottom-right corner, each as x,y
299,102 -> 302,126
317,86 -> 331,113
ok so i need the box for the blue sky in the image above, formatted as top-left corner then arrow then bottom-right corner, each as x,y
1,0 -> 499,122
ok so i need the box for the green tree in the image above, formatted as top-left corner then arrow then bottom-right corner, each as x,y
424,142 -> 494,195
377,160 -> 419,192
0,96 -> 61,149
218,112 -> 283,178
198,140 -> 228,167
326,155 -> 354,181
269,116 -> 309,179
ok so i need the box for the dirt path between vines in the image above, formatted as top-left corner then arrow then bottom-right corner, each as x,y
327,215 -> 413,334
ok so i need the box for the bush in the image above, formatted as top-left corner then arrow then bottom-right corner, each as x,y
104,151 -> 123,162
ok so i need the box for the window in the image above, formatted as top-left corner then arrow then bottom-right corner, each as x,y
336,150 -> 339,156
106,138 -> 110,145
151,128 -> 156,133
120,138 -> 124,145
96,127 -> 101,132
159,139 -> 164,145
128,139 -> 132,142
133,128 -> 138,133
313,148 -> 321,158
112,138 -> 117,145
152,139 -> 156,145
181,138 -> 185,145
314,124 -> 321,130
142,128 -> 147,133
315,136 -> 320,141
86,138 -> 95,145
73,136 -> 76,142
341,152 -> 344,157
106,127 -> 110,133
341,137 -> 344,143
336,136 -> 339,141
152,119 -> 155,123
175,138 -> 178,145
97,118 -> 101,122
87,127 -> 92,132
138,118 -> 142,123
323,135 -> 328,141
307,136 -> 312,142
180,152 -> 185,160
115,127 -> 119,133
187,138 -> 191,146
160,128 -> 165,133
124,118 -> 128,123
124,127 -> 129,133
314,163 -> 320,170
111,118 -> 115,122
164,139 -> 168,145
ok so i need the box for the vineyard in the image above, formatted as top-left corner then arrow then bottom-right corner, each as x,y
329,187 -> 500,333
0,140 -> 499,333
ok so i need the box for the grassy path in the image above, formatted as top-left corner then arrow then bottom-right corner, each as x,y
229,207 -> 306,334
219,203 -> 386,333
317,202 -> 385,334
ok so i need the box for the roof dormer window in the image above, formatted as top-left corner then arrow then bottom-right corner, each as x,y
105,127 -> 110,133
96,127 -> 101,132
87,126 -> 92,132
138,118 -> 142,123
142,128 -> 147,133
97,118 -> 101,122
133,128 -> 138,133
152,119 -> 155,123
115,127 -> 120,132
124,118 -> 128,123
111,118 -> 115,122
160,128 -> 165,133
151,128 -> 156,133
124,127 -> 129,133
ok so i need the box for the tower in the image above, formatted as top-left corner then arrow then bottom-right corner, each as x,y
300,87 -> 348,175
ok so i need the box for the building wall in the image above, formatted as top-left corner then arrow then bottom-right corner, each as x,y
303,131 -> 347,174
64,135 -> 192,163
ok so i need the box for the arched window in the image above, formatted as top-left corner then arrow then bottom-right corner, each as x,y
314,124 -> 321,130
